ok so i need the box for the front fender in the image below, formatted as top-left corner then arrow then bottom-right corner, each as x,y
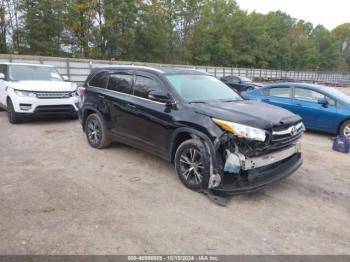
171,127 -> 224,189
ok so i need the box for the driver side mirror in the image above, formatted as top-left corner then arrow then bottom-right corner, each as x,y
0,73 -> 5,80
148,90 -> 175,106
318,98 -> 328,108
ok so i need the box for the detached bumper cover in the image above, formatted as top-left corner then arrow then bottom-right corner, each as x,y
211,152 -> 302,196
240,142 -> 301,170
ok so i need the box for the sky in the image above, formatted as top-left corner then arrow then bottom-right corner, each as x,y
236,0 -> 350,30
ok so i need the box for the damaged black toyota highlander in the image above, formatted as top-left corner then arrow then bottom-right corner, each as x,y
79,66 -> 304,197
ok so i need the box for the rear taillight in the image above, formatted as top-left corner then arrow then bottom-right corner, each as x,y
78,86 -> 86,97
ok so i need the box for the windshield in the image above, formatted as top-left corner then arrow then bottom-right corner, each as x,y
9,65 -> 63,81
165,74 -> 242,102
240,76 -> 252,82
327,87 -> 350,104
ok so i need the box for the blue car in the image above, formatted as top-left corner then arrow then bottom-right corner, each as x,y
242,83 -> 350,137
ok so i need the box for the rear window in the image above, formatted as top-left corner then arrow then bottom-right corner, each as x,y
294,88 -> 324,103
269,87 -> 291,98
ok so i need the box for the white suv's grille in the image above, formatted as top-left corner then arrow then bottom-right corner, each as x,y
36,92 -> 71,99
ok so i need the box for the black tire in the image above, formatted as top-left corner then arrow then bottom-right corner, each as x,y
174,139 -> 210,191
339,120 -> 350,138
84,113 -> 110,149
7,98 -> 21,124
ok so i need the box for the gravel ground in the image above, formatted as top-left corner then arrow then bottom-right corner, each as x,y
0,99 -> 350,255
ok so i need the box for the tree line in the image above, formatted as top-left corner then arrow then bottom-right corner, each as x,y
1,0 -> 350,71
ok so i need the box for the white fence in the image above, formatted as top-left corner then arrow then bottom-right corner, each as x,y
1,54 -> 350,85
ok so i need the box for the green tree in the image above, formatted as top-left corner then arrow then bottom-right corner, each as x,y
102,0 -> 140,60
311,25 -> 340,70
0,0 -> 6,53
191,0 -> 241,66
19,0 -> 65,56
332,23 -> 350,70
132,1 -> 172,62
287,20 -> 318,70
64,0 -> 97,57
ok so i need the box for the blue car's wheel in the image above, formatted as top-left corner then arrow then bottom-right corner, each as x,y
340,120 -> 350,138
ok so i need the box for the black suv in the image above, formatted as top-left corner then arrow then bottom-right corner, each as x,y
79,66 -> 304,196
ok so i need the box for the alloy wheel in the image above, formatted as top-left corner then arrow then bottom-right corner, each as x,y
179,148 -> 204,186
344,124 -> 350,138
87,118 -> 101,145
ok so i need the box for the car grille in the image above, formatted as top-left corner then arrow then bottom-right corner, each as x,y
35,105 -> 76,114
36,92 -> 71,99
270,122 -> 304,149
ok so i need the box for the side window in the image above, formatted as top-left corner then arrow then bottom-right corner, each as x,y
134,75 -> 164,99
107,74 -> 133,94
269,87 -> 291,98
294,88 -> 324,103
89,72 -> 108,88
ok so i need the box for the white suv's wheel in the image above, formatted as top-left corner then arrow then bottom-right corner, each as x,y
7,98 -> 21,124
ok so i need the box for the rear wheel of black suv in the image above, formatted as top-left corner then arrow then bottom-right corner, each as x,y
85,113 -> 110,149
7,98 -> 21,124
174,139 -> 210,191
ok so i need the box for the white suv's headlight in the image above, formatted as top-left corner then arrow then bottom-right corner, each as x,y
213,118 -> 266,142
14,89 -> 36,98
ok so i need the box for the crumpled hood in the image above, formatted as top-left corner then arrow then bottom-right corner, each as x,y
10,81 -> 77,92
193,100 -> 301,129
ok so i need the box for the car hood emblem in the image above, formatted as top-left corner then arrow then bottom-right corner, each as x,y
290,126 -> 297,136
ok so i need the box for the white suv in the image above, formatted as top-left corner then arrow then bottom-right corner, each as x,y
0,63 -> 79,123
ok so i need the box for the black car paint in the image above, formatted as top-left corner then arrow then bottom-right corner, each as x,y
79,67 -> 302,195
194,100 -> 300,129
220,75 -> 262,93
81,69 -> 222,160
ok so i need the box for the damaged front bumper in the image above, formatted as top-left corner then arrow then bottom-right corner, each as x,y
239,142 -> 301,170
210,142 -> 302,196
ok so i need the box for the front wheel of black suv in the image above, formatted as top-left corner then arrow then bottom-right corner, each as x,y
85,113 -> 110,149
7,98 -> 21,124
174,139 -> 210,191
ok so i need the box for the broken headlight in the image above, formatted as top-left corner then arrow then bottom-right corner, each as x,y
212,118 -> 266,142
